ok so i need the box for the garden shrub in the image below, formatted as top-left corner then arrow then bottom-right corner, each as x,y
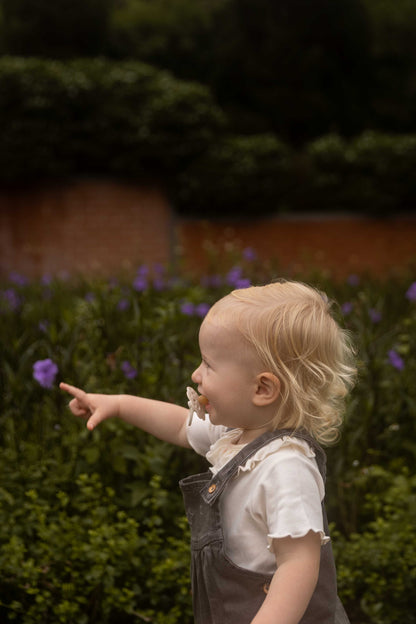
304,131 -> 416,215
0,257 -> 415,622
173,133 -> 296,217
0,56 -> 225,183
332,467 -> 416,624
0,470 -> 193,624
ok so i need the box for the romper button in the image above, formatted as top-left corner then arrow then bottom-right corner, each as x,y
263,583 -> 270,594
208,484 -> 216,493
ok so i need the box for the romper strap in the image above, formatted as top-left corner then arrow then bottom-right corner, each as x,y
201,428 -> 326,505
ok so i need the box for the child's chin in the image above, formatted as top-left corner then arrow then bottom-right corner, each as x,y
208,413 -> 227,428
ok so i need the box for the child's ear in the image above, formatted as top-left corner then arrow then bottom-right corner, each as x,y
253,372 -> 280,406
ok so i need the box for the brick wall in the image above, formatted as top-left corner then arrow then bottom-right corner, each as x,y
177,217 -> 416,278
1,180 -> 415,280
0,180 -> 173,278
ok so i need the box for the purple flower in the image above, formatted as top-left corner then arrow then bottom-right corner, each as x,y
33,358 -> 59,389
9,271 -> 28,286
133,264 -> 150,291
133,275 -> 148,292
180,301 -> 211,317
85,292 -> 95,303
388,349 -> 405,371
39,320 -> 50,333
137,264 -> 149,277
151,264 -> 166,290
1,288 -> 22,311
235,278 -> 252,289
226,266 -> 244,287
242,247 -> 257,262
341,302 -> 353,316
121,360 -> 138,379
180,302 -> 195,316
368,308 -> 382,323
117,298 -> 130,311
195,303 -> 211,318
347,274 -> 360,287
406,282 -> 416,302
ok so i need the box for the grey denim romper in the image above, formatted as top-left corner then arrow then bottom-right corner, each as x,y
179,428 -> 350,624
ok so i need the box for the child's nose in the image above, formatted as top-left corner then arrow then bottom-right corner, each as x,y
191,364 -> 202,384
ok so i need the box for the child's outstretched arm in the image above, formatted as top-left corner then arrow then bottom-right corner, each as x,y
251,531 -> 321,624
59,382 -> 191,448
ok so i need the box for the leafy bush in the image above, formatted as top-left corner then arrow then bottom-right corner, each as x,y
0,469 -> 193,624
0,255 -> 415,622
333,467 -> 416,624
0,56 -> 224,183
173,134 -> 296,217
304,131 -> 416,214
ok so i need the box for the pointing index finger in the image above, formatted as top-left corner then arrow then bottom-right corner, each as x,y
59,382 -> 87,400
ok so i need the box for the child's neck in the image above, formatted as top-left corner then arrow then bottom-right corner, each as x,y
235,424 -> 273,445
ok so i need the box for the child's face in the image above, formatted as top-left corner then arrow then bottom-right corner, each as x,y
191,319 -> 264,430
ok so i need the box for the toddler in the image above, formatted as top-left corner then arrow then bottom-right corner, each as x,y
61,279 -> 356,624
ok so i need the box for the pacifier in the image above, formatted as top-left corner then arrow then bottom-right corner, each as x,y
186,386 -> 208,425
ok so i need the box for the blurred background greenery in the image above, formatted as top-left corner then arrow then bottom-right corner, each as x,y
1,0 -> 416,140
1,0 -> 416,216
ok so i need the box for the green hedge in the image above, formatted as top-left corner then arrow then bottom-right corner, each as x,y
174,134 -> 296,216
333,467 -> 416,624
0,56 -> 225,183
0,256 -> 415,623
303,132 -> 416,215
1,56 -> 416,216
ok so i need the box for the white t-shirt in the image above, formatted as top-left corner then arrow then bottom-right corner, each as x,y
186,417 -> 329,575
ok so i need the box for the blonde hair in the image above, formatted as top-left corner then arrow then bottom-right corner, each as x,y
206,280 -> 356,445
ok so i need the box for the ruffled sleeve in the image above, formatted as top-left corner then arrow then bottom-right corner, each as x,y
186,414 -> 228,457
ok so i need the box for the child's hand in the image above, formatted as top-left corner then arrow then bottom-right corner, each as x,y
59,382 -> 119,431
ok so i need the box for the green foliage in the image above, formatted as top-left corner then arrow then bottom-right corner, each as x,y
1,0 -> 416,140
303,131 -> 416,214
321,273 -> 416,530
0,56 -> 224,184
0,256 -> 415,622
0,471 -> 193,623
106,0 -> 416,138
106,0 -> 372,140
108,0 -> 217,81
332,467 -> 416,624
174,134 -> 295,217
